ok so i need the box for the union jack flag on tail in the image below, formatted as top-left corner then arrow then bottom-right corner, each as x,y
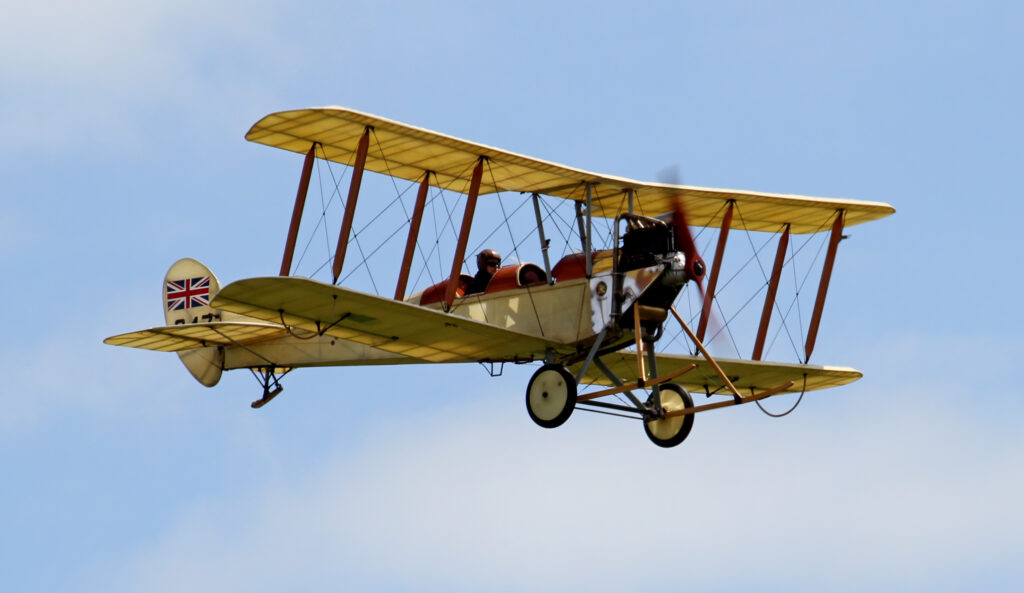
166,276 -> 211,311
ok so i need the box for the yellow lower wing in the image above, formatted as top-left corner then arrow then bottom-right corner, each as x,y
212,277 -> 555,363
574,351 -> 861,395
104,321 -> 288,352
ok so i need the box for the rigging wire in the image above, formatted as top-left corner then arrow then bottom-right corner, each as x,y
764,227 -> 828,360
338,178 -> 419,291
280,143 -> 838,375
713,292 -> 744,358
368,130 -> 454,296
696,204 -> 778,355
660,201 -> 734,355
575,406 -> 642,421
294,145 -> 352,277
339,222 -> 410,286
758,215 -> 834,361
466,195 -> 533,262
406,161 -> 477,293
538,194 -> 585,264
313,148 -> 377,289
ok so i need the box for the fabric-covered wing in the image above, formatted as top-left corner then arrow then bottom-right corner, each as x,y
246,106 -> 895,233
212,277 -> 555,363
574,351 -> 861,395
104,322 -> 288,352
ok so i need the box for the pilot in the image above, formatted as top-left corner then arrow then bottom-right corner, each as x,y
466,249 -> 501,295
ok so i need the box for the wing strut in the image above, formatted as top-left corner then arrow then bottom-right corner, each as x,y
804,211 -> 844,362
585,183 -> 594,277
394,171 -> 432,300
280,142 -> 317,276
632,302 -> 647,385
332,127 -> 371,283
531,193 -> 553,283
697,201 -> 734,341
752,224 -> 790,361
574,200 -> 588,254
444,158 -> 484,309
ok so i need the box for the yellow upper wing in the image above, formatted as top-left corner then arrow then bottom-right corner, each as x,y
246,106 -> 895,233
573,350 -> 861,395
212,277 -> 555,363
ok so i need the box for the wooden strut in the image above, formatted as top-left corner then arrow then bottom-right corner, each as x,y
664,380 -> 796,418
531,193 -> 553,283
332,127 -> 371,284
574,201 -> 588,254
576,300 -> 801,414
804,211 -> 844,362
633,303 -> 646,383
576,364 -> 696,403
669,306 -> 743,400
752,223 -> 790,361
444,158 -> 484,309
585,183 -> 594,278
394,171 -> 432,300
697,201 -> 733,342
280,143 -> 317,276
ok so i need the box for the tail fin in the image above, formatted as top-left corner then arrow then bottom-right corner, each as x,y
164,258 -> 224,387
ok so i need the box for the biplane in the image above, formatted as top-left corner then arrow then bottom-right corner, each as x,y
106,107 -> 894,447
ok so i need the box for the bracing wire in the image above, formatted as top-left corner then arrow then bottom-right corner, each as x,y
760,215 -> 834,360
294,145 -> 352,277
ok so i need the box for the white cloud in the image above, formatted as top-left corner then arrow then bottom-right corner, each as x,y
14,316 -> 1016,591
108,378 -> 1023,592
0,285 -> 196,432
0,0 -> 292,153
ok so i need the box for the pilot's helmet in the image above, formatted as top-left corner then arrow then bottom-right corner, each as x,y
477,249 -> 501,271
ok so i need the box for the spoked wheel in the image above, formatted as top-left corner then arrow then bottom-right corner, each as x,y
526,364 -> 577,428
644,383 -> 694,448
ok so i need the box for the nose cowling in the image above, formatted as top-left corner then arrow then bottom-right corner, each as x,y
660,252 -> 693,287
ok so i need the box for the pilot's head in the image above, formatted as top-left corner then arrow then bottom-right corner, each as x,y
477,249 -> 501,273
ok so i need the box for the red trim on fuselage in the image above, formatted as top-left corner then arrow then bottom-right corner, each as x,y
484,263 -> 547,294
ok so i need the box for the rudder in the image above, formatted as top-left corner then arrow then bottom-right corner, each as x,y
164,258 -> 225,387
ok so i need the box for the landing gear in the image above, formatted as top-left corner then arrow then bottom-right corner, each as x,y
644,383 -> 694,448
526,364 -> 576,428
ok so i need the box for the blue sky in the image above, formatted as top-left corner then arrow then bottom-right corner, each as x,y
2,1 -> 1022,591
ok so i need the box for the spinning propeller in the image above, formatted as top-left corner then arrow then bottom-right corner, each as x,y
660,167 -> 706,295
660,167 -> 727,354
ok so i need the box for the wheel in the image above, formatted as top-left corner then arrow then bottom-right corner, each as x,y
644,383 -> 694,448
526,364 -> 577,428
